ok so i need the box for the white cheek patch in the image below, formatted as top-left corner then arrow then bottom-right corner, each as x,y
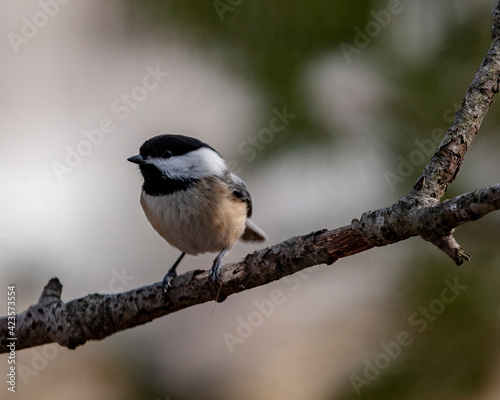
148,147 -> 227,180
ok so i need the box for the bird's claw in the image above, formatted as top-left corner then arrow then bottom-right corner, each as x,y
162,270 -> 177,297
208,267 -> 222,287
208,255 -> 226,303
208,248 -> 226,288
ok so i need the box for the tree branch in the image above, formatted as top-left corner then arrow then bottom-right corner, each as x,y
1,183 -> 500,353
414,0 -> 500,200
2,2 -> 500,354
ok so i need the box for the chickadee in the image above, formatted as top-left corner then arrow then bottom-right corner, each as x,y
128,134 -> 266,295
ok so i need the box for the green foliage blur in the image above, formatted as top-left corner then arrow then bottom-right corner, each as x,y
122,1 -> 500,399
125,0 -> 375,151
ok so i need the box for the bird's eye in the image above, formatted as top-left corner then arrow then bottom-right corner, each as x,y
164,150 -> 173,158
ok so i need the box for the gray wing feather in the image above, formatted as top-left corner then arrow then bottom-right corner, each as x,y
227,173 -> 253,218
225,173 -> 266,242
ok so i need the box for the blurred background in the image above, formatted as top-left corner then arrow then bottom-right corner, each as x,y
1,0 -> 500,399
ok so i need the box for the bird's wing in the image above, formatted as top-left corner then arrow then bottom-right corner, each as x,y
224,172 -> 267,242
227,173 -> 253,218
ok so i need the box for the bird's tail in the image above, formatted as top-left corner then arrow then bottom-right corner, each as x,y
240,219 -> 267,242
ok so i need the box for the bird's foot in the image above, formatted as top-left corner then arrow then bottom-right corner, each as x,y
208,264 -> 222,287
208,249 -> 226,288
208,249 -> 227,287
162,270 -> 177,297
162,252 -> 185,299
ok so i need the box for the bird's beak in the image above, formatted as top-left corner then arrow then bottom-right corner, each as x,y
127,154 -> 145,165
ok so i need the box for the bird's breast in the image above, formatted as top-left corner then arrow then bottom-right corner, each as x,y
140,177 -> 247,255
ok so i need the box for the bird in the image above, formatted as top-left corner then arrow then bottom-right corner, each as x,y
128,134 -> 266,296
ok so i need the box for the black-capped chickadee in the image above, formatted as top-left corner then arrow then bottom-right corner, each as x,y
128,134 -> 266,296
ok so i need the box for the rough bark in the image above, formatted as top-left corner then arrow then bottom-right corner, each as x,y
2,2 -> 500,353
